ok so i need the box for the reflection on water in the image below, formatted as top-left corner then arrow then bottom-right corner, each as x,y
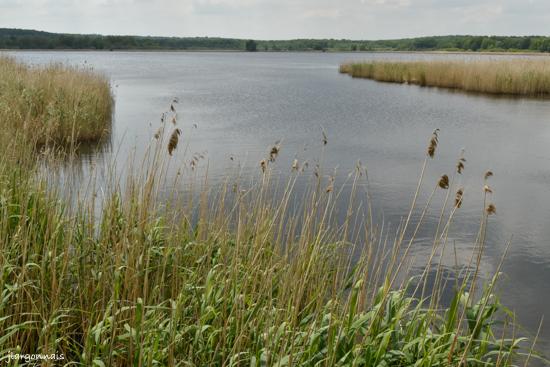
8,50 -> 550,355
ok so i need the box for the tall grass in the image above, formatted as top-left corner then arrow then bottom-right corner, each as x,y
0,59 -> 547,365
340,59 -> 550,97
0,55 -> 112,146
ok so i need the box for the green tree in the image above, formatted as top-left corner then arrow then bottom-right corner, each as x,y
245,40 -> 257,52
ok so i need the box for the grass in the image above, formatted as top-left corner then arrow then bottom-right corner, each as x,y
0,58 -> 548,366
340,59 -> 550,97
0,55 -> 112,146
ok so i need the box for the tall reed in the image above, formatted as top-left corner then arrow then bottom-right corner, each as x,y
340,59 -> 550,97
0,55 -> 112,146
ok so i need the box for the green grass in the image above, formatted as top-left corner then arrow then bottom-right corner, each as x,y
340,59 -> 550,97
0,55 -> 112,146
0,58 -> 547,366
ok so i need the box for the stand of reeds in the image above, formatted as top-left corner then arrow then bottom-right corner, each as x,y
340,59 -> 550,97
0,55 -> 112,146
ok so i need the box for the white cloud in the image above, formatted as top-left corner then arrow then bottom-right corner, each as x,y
0,0 -> 549,39
360,0 -> 411,7
301,8 -> 342,20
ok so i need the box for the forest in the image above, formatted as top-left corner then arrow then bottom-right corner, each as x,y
3,28 -> 550,52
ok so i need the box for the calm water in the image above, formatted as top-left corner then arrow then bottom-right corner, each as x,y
8,51 -> 550,354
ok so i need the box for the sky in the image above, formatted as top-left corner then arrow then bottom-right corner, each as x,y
1,0 -> 549,40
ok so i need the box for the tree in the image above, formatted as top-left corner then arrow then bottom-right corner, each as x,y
245,40 -> 257,52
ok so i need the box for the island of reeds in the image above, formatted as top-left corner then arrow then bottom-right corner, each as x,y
0,57 -> 547,366
340,59 -> 550,97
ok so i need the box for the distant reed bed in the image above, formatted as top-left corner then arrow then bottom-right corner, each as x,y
340,59 -> 550,96
0,55 -> 112,146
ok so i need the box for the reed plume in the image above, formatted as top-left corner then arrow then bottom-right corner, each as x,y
154,127 -> 161,140
326,176 -> 334,193
427,129 -> 439,158
455,188 -> 464,208
438,174 -> 449,189
168,128 -> 181,155
269,143 -> 281,162
260,159 -> 267,173
457,157 -> 466,174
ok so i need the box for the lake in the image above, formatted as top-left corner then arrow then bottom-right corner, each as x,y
8,50 -> 550,354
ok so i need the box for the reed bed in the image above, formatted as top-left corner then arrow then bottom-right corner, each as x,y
340,59 -> 550,96
0,59 -> 547,365
0,55 -> 112,146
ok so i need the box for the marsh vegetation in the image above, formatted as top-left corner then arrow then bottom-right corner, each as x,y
340,59 -> 550,97
0,56 -> 112,146
0,57 -> 547,366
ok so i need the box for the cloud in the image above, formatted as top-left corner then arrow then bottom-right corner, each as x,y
301,8 -> 342,20
360,0 -> 411,8
0,0 -> 549,39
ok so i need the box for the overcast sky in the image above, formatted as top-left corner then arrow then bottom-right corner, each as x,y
1,0 -> 549,40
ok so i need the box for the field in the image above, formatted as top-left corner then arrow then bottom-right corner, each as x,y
340,59 -> 550,97
0,57 -> 546,366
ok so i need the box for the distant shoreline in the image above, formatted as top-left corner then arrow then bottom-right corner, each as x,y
2,48 -> 550,57
4,29 -> 550,54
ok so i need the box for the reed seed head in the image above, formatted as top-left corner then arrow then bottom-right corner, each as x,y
260,159 -> 267,173
455,188 -> 464,208
322,130 -> 328,146
484,171 -> 493,180
438,174 -> 449,189
457,157 -> 466,174
427,129 -> 439,158
356,160 -> 364,176
326,176 -> 334,193
486,204 -> 497,215
269,143 -> 281,162
167,128 -> 181,156
483,185 -> 493,194
291,159 -> 299,171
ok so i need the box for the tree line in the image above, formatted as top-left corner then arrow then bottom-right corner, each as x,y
2,29 -> 550,52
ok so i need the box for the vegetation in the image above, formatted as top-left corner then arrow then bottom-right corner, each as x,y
0,56 -> 112,145
3,28 -> 550,52
245,40 -> 258,52
0,58 -> 547,366
340,59 -> 550,97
